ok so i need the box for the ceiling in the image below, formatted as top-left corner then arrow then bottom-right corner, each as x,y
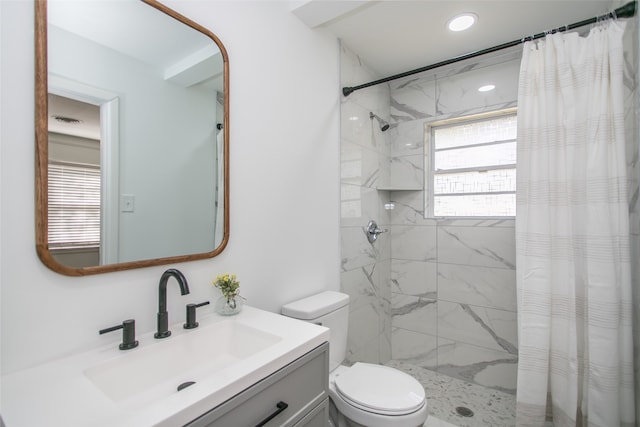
48,94 -> 101,141
48,0 -> 218,77
292,0 -> 616,78
47,0 -> 226,141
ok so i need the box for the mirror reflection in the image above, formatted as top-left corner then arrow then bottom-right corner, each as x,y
36,0 -> 229,275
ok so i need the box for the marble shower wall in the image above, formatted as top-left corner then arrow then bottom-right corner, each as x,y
340,42 -> 392,364
387,53 -> 522,394
389,216 -> 519,393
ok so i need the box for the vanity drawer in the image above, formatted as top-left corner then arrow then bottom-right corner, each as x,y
186,342 -> 329,427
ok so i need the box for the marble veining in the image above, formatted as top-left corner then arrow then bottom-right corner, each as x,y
436,339 -> 518,393
340,142 -> 382,188
390,52 -> 520,120
389,191 -> 436,226
434,61 -> 520,116
340,184 -> 380,228
390,154 -> 424,188
390,120 -> 425,156
392,259 -> 437,297
460,304 -> 517,355
438,301 -> 518,354
393,296 -> 436,315
391,97 -> 435,122
394,77 -> 422,91
392,327 -> 438,366
437,226 -> 516,269
438,263 -> 516,311
340,226 -> 379,271
436,357 -> 518,395
391,225 -> 437,261
391,198 -> 426,225
392,294 -> 437,335
341,266 -> 378,310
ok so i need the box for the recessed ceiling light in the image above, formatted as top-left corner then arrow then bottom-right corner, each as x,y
447,13 -> 477,32
478,84 -> 496,92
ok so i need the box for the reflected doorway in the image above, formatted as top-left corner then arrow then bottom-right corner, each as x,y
48,94 -> 101,267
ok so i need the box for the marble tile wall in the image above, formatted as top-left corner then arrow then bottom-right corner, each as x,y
388,53 -> 522,394
390,214 -> 519,393
340,42 -> 392,364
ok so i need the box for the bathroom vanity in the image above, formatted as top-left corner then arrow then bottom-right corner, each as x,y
186,343 -> 329,426
0,307 -> 329,426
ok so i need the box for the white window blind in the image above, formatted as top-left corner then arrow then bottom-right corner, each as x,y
48,162 -> 101,248
429,113 -> 517,217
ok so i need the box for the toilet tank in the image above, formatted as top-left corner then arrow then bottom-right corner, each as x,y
282,291 -> 349,371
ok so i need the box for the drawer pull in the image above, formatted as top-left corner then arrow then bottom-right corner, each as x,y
255,401 -> 288,427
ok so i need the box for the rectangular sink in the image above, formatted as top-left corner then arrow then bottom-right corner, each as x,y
84,320 -> 281,402
2,306 -> 329,427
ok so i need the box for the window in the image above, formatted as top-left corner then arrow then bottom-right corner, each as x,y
426,111 -> 516,217
48,162 -> 101,248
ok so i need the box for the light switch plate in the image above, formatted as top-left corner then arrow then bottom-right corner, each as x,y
121,194 -> 135,212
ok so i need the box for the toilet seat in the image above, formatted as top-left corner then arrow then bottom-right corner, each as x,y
333,363 -> 426,416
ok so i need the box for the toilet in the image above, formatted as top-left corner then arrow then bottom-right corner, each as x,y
282,291 -> 428,427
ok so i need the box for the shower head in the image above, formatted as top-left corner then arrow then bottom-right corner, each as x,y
370,112 -> 390,132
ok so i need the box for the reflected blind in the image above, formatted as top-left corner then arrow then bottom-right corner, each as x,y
431,113 -> 517,217
48,162 -> 101,248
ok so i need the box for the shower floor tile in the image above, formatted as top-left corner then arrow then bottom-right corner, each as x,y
386,360 -> 516,427
425,415 -> 458,427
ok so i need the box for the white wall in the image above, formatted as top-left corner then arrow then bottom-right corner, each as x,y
0,0 -> 341,375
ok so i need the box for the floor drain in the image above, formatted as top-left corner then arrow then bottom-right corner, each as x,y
455,406 -> 474,417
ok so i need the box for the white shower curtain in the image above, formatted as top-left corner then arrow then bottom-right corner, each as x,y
515,19 -> 635,427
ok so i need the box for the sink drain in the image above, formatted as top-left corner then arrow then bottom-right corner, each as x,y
455,406 -> 474,417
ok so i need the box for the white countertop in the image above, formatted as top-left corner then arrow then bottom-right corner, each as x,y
0,306 -> 329,427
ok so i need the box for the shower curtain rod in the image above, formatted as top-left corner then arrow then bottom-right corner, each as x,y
342,1 -> 637,97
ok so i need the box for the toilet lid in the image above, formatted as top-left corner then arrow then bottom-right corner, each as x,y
334,363 -> 425,415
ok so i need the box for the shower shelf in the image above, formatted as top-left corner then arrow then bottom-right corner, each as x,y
376,186 -> 422,191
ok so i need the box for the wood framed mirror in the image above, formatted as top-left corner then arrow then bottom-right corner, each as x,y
35,0 -> 229,276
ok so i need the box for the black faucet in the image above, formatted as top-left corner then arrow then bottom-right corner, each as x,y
184,301 -> 210,329
154,268 -> 190,339
99,319 -> 139,350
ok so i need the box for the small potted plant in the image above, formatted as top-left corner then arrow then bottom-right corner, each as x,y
212,273 -> 245,315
